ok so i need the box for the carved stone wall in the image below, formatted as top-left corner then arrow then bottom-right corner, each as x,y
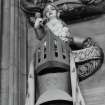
0,0 -> 105,105
0,0 -> 27,105
70,15 -> 105,105
28,14 -> 105,105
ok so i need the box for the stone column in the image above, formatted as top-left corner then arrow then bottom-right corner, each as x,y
0,0 -> 3,104
18,4 -> 28,105
0,0 -> 27,105
1,0 -> 11,104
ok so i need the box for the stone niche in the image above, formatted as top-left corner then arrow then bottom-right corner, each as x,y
25,1 -> 105,105
27,14 -> 105,105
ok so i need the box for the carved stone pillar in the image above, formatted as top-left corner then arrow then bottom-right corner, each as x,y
0,0 -> 3,104
0,0 -> 27,105
0,0 -> 11,104
18,5 -> 27,105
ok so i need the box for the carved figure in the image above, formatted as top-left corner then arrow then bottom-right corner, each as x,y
25,2 -> 104,105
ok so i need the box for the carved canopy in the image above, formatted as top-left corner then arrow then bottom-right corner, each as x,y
21,0 -> 105,23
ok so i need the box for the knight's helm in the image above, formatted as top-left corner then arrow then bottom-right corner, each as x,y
35,29 -> 72,105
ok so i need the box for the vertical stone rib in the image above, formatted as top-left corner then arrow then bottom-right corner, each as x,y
0,5 -> 2,105
0,0 -> 27,105
1,0 -> 10,105
18,1 -> 27,104
9,0 -> 15,104
9,0 -> 27,105
18,8 -> 27,105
